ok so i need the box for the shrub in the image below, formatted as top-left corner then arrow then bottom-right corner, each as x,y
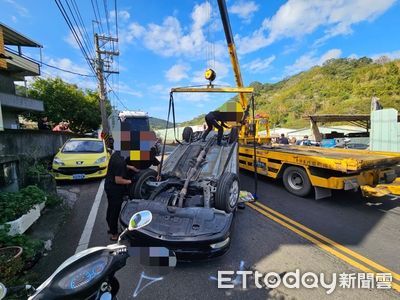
0,186 -> 46,223
26,163 -> 49,178
45,194 -> 62,208
0,225 -> 43,285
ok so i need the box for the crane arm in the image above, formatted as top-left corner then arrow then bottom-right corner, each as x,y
216,0 -> 248,111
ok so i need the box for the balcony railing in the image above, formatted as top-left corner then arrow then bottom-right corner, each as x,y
4,48 -> 40,76
0,92 -> 43,112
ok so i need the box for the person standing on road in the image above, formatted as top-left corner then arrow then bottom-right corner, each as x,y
300,135 -> 312,146
278,133 -> 289,145
105,151 -> 135,241
202,111 -> 229,146
38,116 -> 51,130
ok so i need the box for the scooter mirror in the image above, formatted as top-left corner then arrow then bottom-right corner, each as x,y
129,210 -> 152,231
0,283 -> 6,300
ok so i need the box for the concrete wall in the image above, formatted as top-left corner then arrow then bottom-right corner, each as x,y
0,72 -> 15,94
0,130 -> 81,192
0,129 -> 80,159
2,110 -> 19,129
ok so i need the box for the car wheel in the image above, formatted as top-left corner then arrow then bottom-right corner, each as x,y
131,169 -> 158,199
282,166 -> 312,197
182,127 -> 193,143
215,172 -> 239,213
228,127 -> 239,144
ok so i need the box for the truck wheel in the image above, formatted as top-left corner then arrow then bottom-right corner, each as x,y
182,127 -> 193,143
215,173 -> 239,213
228,127 -> 239,144
131,169 -> 158,199
282,166 -> 312,197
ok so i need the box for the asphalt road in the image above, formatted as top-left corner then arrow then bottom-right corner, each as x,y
34,172 -> 400,299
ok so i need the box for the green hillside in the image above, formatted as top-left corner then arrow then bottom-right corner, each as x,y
149,116 -> 173,130
182,57 -> 400,128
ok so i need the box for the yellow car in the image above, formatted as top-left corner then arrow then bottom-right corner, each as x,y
52,138 -> 110,180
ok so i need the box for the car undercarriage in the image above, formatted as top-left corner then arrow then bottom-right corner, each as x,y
120,128 -> 240,259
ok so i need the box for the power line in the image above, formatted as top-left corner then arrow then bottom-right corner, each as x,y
70,0 -> 95,56
40,60 -> 96,77
90,0 -> 102,34
113,0 -> 120,107
103,0 -> 111,37
114,0 -> 119,38
4,46 -> 94,77
65,0 -> 95,62
5,47 -> 96,78
55,0 -> 96,75
94,0 -> 105,34
105,76 -> 127,110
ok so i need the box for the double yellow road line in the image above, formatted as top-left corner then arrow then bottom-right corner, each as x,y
247,201 -> 400,292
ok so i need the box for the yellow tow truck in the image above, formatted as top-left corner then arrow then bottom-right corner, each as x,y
214,0 -> 400,199
171,0 -> 400,200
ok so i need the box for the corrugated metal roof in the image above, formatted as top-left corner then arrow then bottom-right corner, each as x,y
0,23 -> 42,47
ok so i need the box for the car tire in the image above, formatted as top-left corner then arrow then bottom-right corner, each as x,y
182,127 -> 193,143
228,127 -> 239,144
131,169 -> 158,199
215,172 -> 239,213
282,166 -> 312,197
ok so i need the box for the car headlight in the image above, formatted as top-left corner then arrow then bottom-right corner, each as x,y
53,157 -> 65,166
94,156 -> 107,164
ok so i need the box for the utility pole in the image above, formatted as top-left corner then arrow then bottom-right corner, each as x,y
94,33 -> 119,137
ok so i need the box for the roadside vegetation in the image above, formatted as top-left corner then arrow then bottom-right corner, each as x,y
182,57 -> 400,128
0,185 -> 62,285
22,77 -> 110,133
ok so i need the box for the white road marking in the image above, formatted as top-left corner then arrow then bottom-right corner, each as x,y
75,179 -> 105,254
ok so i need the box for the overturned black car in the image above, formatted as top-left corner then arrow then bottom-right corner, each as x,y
120,128 -> 240,260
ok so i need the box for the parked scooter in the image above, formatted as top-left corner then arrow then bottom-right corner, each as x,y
0,210 -> 174,300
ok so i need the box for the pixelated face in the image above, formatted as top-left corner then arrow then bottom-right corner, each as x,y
111,116 -> 157,167
218,101 -> 244,123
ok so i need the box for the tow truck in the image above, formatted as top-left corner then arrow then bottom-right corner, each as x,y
207,0 -> 400,200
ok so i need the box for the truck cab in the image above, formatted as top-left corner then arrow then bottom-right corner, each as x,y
108,110 -> 158,169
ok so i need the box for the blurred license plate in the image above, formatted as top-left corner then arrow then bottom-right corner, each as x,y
72,174 -> 85,180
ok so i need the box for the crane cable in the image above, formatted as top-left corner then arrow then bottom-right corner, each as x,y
158,92 -> 181,179
205,0 -> 215,71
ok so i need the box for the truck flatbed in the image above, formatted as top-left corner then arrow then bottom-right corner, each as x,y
244,145 -> 400,173
239,144 -> 400,199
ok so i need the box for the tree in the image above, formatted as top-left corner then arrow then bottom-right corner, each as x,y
25,77 -> 104,133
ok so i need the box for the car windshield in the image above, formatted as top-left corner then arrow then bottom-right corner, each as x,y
62,140 -> 104,153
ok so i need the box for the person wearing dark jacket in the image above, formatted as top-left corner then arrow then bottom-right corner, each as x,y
38,116 -> 51,130
202,111 -> 229,145
105,151 -> 137,241
278,133 -> 289,145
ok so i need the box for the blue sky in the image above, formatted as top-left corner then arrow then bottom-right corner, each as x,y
1,0 -> 400,122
